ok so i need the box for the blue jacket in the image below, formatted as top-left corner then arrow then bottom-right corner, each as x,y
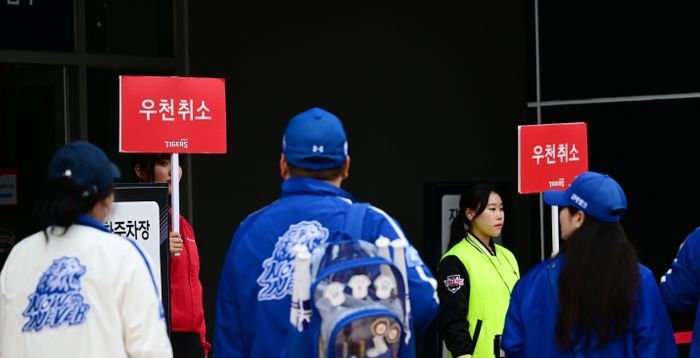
661,227 -> 700,358
214,178 -> 439,358
502,254 -> 678,358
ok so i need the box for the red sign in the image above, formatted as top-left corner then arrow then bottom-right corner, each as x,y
518,123 -> 588,194
119,76 -> 227,153
675,331 -> 693,345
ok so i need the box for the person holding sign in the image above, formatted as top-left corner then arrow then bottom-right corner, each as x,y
438,183 -> 519,358
0,141 -> 172,358
214,107 -> 439,357
133,154 -> 210,358
501,171 -> 677,357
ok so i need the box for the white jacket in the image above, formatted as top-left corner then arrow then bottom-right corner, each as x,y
0,223 -> 173,358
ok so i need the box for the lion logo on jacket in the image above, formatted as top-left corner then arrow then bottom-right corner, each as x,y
22,256 -> 90,332
257,221 -> 329,301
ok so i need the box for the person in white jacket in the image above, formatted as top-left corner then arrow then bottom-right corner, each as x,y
0,141 -> 173,358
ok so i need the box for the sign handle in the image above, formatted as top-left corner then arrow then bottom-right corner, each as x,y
171,153 -> 180,256
551,205 -> 560,256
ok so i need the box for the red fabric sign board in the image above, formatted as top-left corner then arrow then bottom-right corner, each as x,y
518,123 -> 588,194
119,76 -> 227,153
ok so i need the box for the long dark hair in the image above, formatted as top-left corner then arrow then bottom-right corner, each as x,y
448,183 -> 500,250
556,207 -> 640,351
33,177 -> 113,240
131,153 -> 170,183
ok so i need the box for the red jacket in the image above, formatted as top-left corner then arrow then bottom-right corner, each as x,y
171,214 -> 211,354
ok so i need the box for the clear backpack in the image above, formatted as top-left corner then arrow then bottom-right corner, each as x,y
287,203 -> 411,358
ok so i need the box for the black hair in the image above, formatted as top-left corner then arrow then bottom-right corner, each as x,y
448,183 -> 501,250
131,153 -> 171,183
287,163 -> 344,181
555,207 -> 640,351
33,177 -> 113,241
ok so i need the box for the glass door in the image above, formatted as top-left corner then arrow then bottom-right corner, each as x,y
0,63 -> 70,268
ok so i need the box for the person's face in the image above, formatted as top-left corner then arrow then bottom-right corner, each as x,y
468,191 -> 504,239
153,157 -> 182,194
559,206 -> 584,240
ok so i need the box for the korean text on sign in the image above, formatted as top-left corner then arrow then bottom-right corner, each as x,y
139,99 -> 212,121
105,220 -> 151,240
531,143 -> 580,165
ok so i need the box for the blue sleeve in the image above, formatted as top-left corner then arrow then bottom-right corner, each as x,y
501,280 -> 525,358
660,228 -> 700,312
368,206 -> 439,332
634,267 -> 679,358
404,244 -> 439,332
214,223 -> 250,358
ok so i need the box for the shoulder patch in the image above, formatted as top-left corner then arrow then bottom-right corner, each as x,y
443,274 -> 464,293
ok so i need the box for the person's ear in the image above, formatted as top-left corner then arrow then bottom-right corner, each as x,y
340,156 -> 350,180
466,208 -> 475,221
134,164 -> 147,181
280,154 -> 290,180
572,210 -> 585,230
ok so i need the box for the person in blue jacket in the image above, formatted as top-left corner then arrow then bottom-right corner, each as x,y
214,107 -> 439,357
661,227 -> 700,357
501,171 -> 677,357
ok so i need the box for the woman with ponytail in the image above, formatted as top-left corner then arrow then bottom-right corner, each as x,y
438,183 -> 520,358
0,141 -> 172,358
501,171 -> 677,357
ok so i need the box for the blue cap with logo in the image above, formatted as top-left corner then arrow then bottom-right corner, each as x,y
543,171 -> 627,223
48,141 -> 121,196
282,107 -> 348,170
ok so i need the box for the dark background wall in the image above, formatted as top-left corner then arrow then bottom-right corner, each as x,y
531,1 -> 700,294
187,2 -> 530,355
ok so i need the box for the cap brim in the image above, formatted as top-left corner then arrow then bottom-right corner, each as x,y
110,163 -> 122,179
543,189 -> 570,207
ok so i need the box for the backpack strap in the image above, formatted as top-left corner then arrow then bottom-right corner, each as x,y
344,203 -> 369,241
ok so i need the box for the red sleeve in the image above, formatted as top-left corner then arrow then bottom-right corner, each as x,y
178,216 -> 211,355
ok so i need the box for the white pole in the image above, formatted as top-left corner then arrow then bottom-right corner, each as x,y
290,245 -> 311,331
171,153 -> 180,256
551,205 -> 559,256
391,239 -> 411,345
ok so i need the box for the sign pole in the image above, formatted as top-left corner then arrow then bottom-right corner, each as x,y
551,205 -> 559,256
539,193 -> 545,261
171,153 -> 180,256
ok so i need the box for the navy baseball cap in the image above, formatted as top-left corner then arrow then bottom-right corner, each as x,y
282,107 -> 348,170
48,141 -> 121,196
543,171 -> 627,223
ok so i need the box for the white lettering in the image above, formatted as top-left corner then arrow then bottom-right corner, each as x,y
6,0 -> 32,5
548,178 -> 565,188
163,138 -> 189,149
570,193 -> 588,209
532,142 -> 582,164
139,99 -> 156,120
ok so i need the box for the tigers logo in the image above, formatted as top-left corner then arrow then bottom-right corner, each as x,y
257,221 -> 329,301
22,256 -> 90,332
443,274 -> 464,294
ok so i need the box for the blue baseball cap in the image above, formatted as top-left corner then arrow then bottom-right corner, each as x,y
543,171 -> 627,223
282,107 -> 348,170
48,141 -> 121,196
